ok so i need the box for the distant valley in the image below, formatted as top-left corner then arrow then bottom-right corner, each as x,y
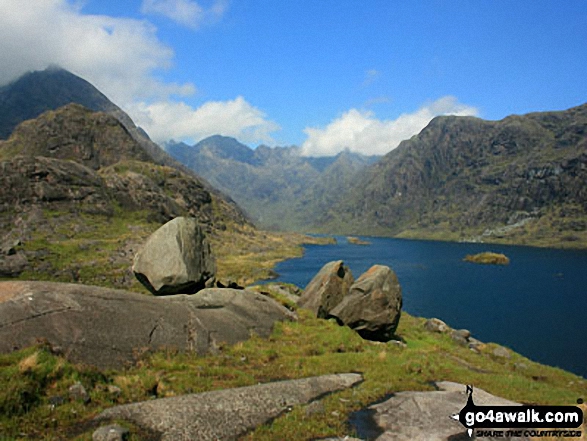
166,137 -> 379,231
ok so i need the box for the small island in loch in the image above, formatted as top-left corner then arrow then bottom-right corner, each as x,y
347,236 -> 371,245
464,252 -> 510,265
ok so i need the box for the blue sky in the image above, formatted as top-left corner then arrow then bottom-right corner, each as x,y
1,1 -> 586,155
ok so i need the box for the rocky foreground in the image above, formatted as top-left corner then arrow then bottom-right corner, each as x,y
0,218 -> 585,440
0,281 -> 294,369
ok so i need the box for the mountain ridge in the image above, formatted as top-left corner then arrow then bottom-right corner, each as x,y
0,102 -> 253,288
319,102 -> 587,248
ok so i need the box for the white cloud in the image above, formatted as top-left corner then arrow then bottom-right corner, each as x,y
301,96 -> 479,156
0,0 -> 276,147
129,96 -> 280,145
0,0 -> 194,106
141,0 -> 228,29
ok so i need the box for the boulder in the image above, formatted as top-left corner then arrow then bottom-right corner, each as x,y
0,281 -> 293,369
95,373 -> 362,441
0,252 -> 29,277
353,381 -> 528,441
329,265 -> 402,342
132,217 -> 215,295
69,381 -> 90,403
424,318 -> 449,333
297,260 -> 354,318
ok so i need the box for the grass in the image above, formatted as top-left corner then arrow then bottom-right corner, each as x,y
8,208 -> 158,292
0,301 -> 585,440
2,208 -> 330,292
211,225 -> 334,286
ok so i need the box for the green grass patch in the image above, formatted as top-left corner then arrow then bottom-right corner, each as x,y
1,305 -> 584,440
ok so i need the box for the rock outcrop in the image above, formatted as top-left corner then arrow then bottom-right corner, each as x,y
0,245 -> 29,277
0,104 -> 249,228
355,381 -> 528,441
424,318 -> 484,351
329,265 -> 402,342
0,103 -> 153,169
95,373 -> 362,441
296,260 -> 354,318
132,217 -> 215,295
0,281 -> 293,369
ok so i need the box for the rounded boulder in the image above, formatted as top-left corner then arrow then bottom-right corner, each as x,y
132,217 -> 215,295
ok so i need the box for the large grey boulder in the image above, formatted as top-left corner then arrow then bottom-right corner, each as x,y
132,217 -> 215,295
297,260 -> 354,318
96,373 -> 362,441
358,381 -> 527,441
0,281 -> 293,369
329,265 -> 402,342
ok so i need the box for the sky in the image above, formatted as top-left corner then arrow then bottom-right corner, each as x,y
0,0 -> 586,156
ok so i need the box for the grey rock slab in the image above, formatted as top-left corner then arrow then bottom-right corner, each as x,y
96,373 -> 363,441
262,283 -> 302,304
132,217 -> 216,295
297,260 -> 354,318
364,381 -> 527,441
492,346 -> 512,359
0,282 -> 293,369
69,381 -> 90,403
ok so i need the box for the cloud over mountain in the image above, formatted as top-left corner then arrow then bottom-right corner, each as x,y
0,0 -> 189,104
0,0 -> 276,146
301,96 -> 479,156
129,96 -> 280,145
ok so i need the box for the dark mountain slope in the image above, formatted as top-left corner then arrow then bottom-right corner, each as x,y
319,103 -> 587,247
0,67 -> 248,224
0,69 -> 201,175
0,67 -> 119,139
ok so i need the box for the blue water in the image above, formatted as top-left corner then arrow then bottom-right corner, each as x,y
273,236 -> 587,379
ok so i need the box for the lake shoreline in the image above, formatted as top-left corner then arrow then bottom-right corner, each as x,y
272,235 -> 587,379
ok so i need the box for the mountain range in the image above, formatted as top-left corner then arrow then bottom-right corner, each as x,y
1,67 -> 586,250
167,104 -> 587,248
166,137 -> 379,230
